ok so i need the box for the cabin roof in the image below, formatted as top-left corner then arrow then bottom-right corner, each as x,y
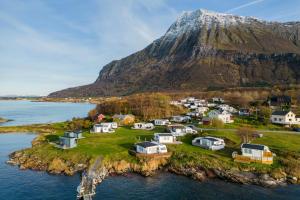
136,141 -> 158,148
242,143 -> 265,150
156,133 -> 173,137
271,111 -> 290,116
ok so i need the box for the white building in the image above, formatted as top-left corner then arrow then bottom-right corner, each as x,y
135,141 -> 167,154
217,104 -> 238,113
212,97 -> 224,104
91,122 -> 118,133
186,111 -> 201,117
132,123 -> 154,130
167,124 -> 197,136
171,116 -> 191,123
154,119 -> 171,126
154,133 -> 177,144
241,143 -> 273,164
196,106 -> 209,114
192,136 -> 225,150
270,111 -> 300,125
208,110 -> 234,123
100,122 -> 118,129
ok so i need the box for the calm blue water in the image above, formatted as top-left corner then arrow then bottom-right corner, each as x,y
0,100 -> 95,126
1,133 -> 300,200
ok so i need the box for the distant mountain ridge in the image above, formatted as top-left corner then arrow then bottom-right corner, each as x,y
49,9 -> 300,97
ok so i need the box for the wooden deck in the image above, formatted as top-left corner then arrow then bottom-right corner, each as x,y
234,155 -> 273,165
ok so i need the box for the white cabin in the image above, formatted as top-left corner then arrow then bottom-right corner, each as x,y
241,143 -> 273,163
270,111 -> 300,125
196,106 -> 209,114
208,110 -> 234,123
171,115 -> 191,123
192,136 -> 225,150
92,123 -> 116,133
154,119 -> 170,126
167,124 -> 197,136
132,123 -> 154,130
136,141 -> 167,154
154,133 -> 177,144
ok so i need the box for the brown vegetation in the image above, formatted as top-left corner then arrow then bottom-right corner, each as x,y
92,93 -> 187,120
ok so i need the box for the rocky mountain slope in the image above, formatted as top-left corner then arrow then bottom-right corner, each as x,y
49,9 -> 300,97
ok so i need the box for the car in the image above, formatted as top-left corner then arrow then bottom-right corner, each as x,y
293,128 -> 300,132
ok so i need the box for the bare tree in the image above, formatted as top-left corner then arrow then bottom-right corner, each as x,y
236,127 -> 257,143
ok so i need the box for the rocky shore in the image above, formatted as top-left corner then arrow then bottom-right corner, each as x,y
7,149 -> 298,188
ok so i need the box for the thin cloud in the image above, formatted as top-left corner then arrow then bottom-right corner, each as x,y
226,0 -> 265,13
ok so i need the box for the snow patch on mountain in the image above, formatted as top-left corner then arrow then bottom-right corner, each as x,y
164,9 -> 261,38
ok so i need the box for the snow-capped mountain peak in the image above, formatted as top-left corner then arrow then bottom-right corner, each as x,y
165,9 -> 260,37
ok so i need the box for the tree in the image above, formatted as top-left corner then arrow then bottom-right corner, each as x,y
259,106 -> 272,125
236,127 -> 257,143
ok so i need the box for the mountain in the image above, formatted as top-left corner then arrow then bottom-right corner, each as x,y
49,9 -> 300,97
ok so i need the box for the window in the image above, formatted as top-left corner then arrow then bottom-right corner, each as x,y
274,118 -> 277,121
244,148 -> 252,154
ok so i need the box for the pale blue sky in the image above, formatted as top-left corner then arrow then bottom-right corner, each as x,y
1,0 -> 300,96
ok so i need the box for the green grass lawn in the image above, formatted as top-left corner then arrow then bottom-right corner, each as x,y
11,122 -> 300,175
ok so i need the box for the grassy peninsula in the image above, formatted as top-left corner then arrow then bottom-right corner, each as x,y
4,120 -> 300,186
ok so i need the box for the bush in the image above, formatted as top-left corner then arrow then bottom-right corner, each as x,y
211,118 -> 224,128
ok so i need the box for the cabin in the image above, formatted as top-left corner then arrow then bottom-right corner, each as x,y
270,111 -> 300,125
154,119 -> 170,126
192,136 -> 225,150
91,123 -> 116,133
236,143 -> 274,164
171,115 -> 191,123
186,111 -> 201,118
268,95 -> 291,107
239,108 -> 250,116
212,97 -> 224,104
59,137 -> 77,149
208,110 -> 234,123
135,141 -> 167,154
112,114 -> 135,126
167,124 -> 197,136
196,106 -> 209,114
132,122 -> 154,130
154,133 -> 177,144
64,131 -> 83,139
217,104 -> 237,114
201,117 -> 212,125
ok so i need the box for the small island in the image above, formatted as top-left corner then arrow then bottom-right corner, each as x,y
0,117 -> 11,123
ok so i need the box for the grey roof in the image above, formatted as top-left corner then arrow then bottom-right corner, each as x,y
272,111 -> 290,116
136,141 -> 158,148
241,143 -> 265,150
204,137 -> 218,142
156,133 -> 173,137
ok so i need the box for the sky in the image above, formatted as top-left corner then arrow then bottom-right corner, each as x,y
1,0 -> 300,96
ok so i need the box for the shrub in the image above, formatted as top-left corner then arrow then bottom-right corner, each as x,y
211,118 -> 224,128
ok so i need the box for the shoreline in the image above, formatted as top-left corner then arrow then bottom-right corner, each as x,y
6,150 -> 289,188
2,125 -> 300,189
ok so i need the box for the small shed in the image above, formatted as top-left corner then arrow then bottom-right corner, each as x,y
132,123 -> 154,130
192,136 -> 225,150
154,133 -> 177,144
154,119 -> 170,126
59,136 -> 77,149
136,141 -> 167,154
